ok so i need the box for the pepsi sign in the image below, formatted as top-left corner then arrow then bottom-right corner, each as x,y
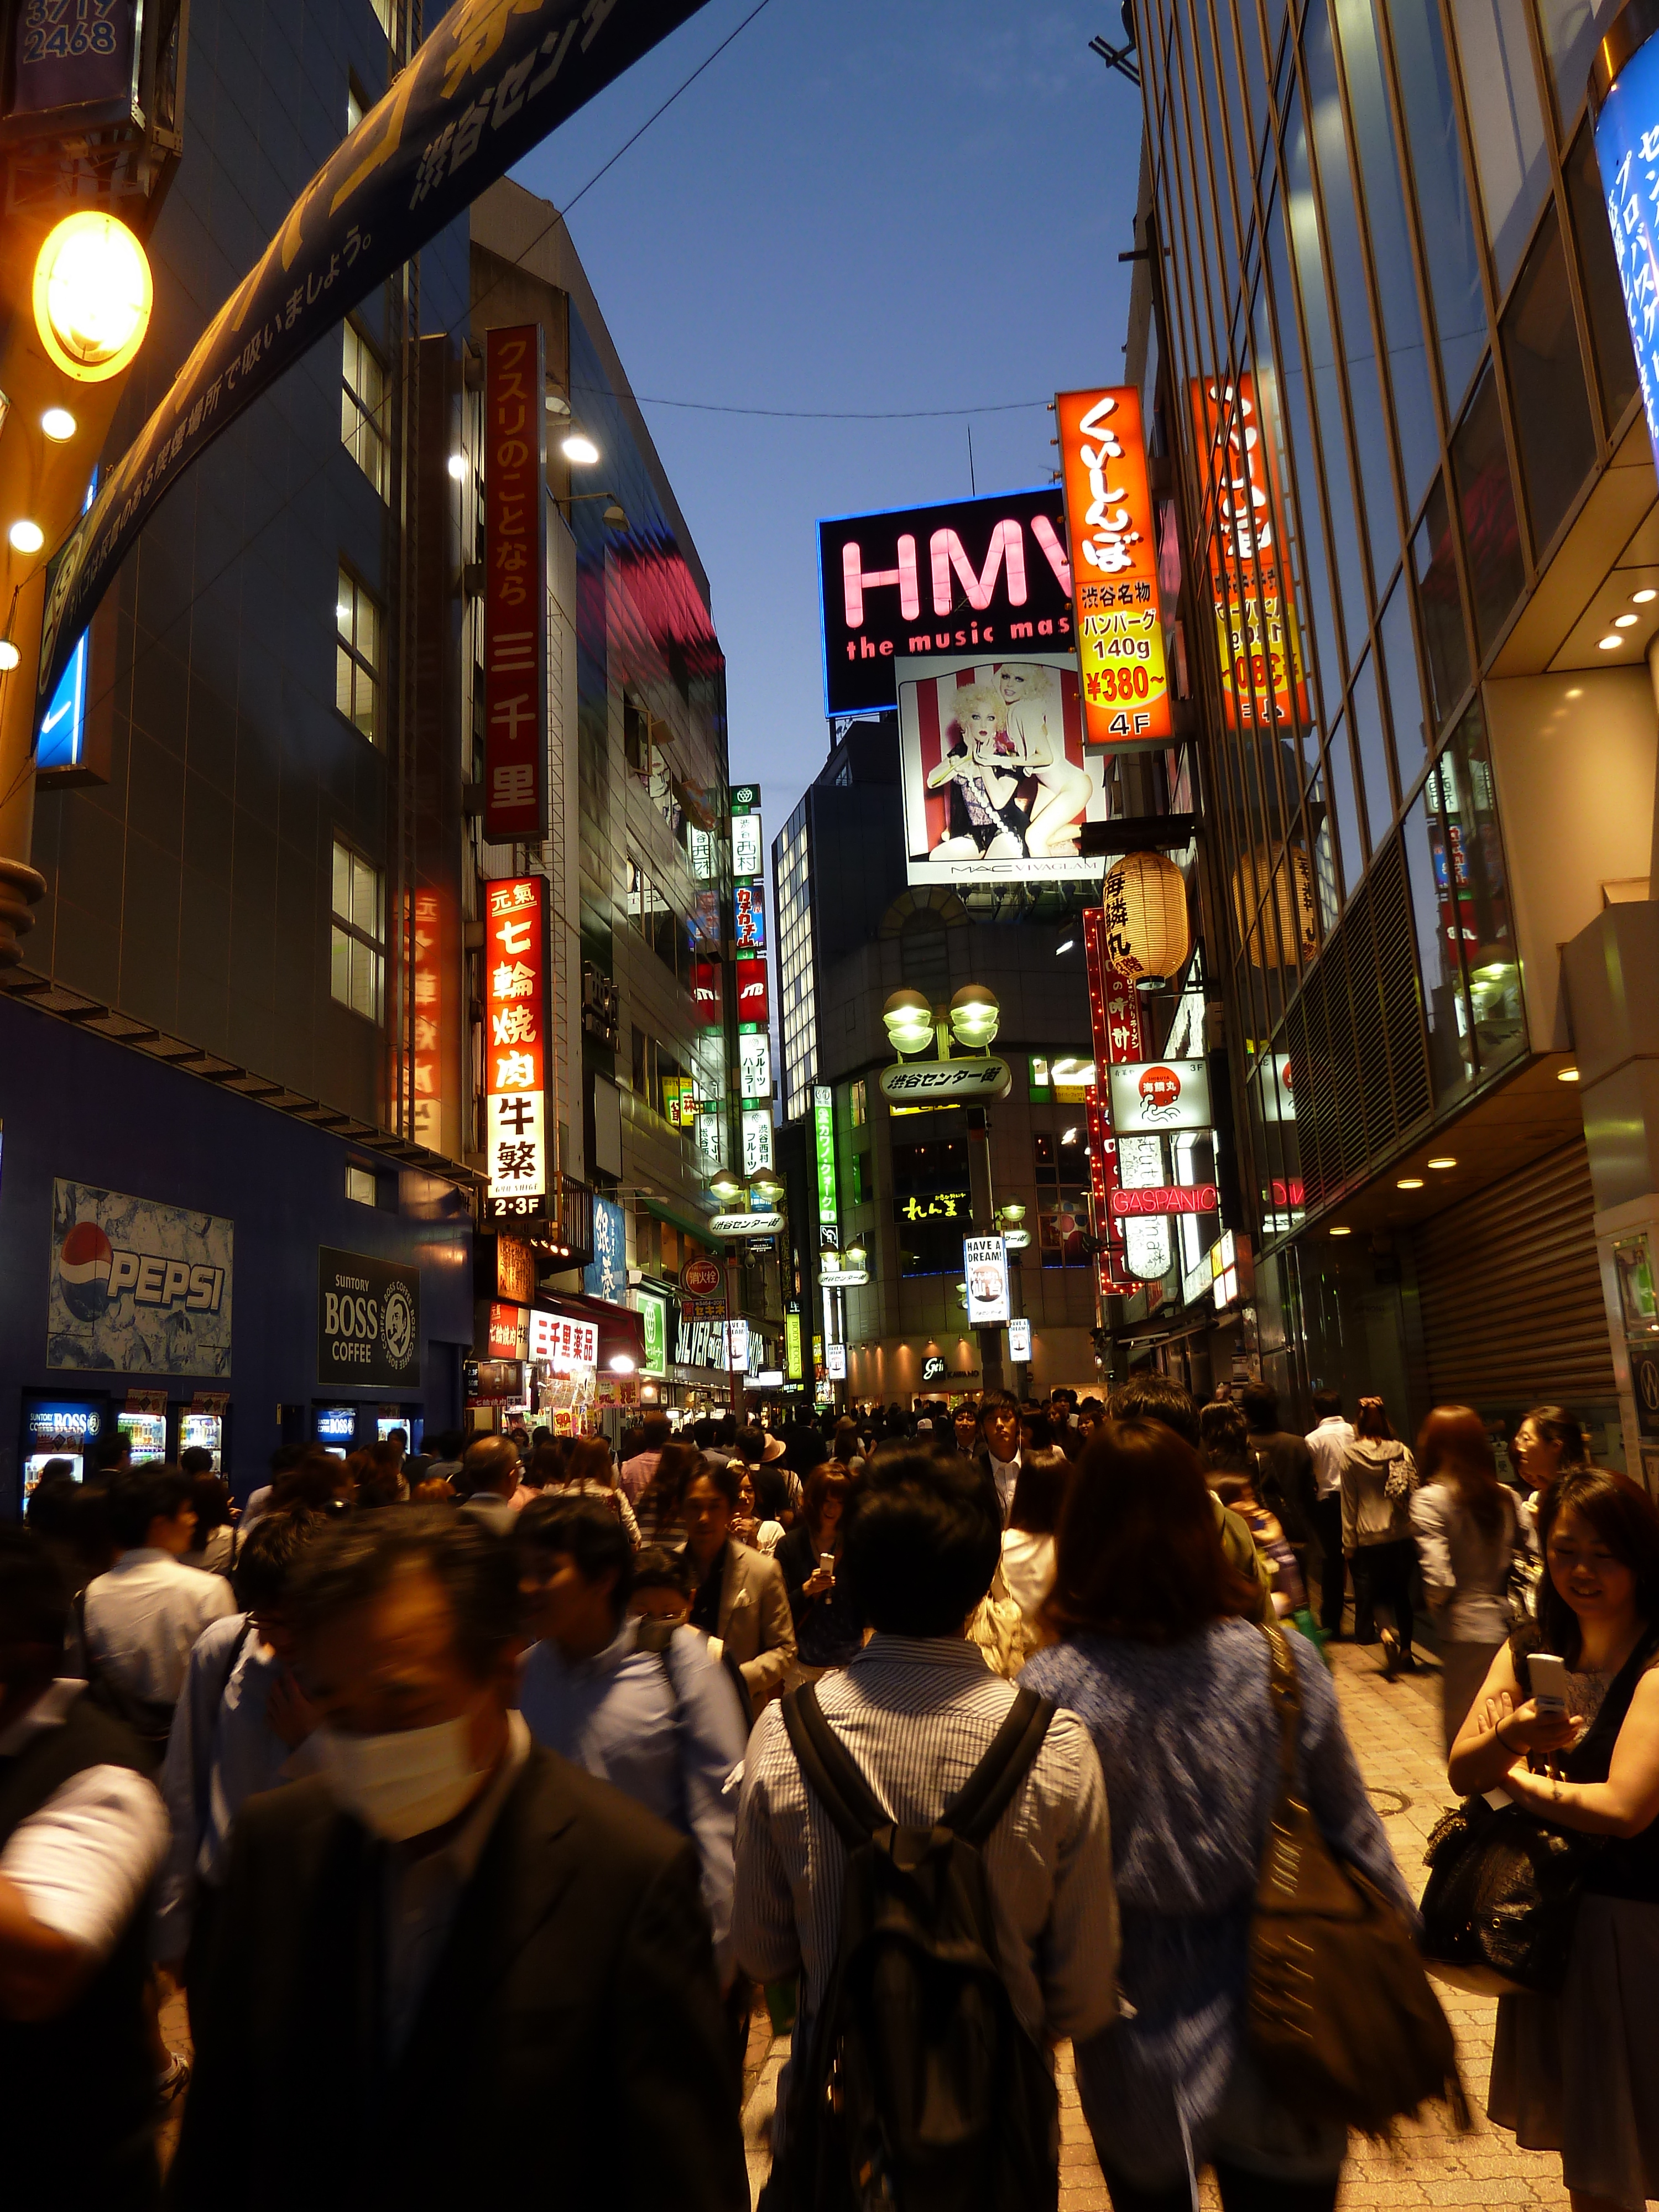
49,1182 -> 234,1378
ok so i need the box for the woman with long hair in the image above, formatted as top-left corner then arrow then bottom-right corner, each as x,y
179,1473 -> 236,1576
775,1464 -> 863,1684
1412,1405 -> 1525,1750
1340,1395 -> 1418,1676
999,1448 -> 1071,1632
535,1437 -> 640,1545
1512,1404 -> 1589,1504
634,1437 -> 699,1552
1021,1420 -> 1408,2209
1448,1467 -> 1659,2212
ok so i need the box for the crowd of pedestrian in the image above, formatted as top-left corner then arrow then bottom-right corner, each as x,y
3,1377 -> 1656,2212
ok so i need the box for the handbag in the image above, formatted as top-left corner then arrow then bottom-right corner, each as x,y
1248,1623 -> 1467,2135
1418,1791 -> 1597,1997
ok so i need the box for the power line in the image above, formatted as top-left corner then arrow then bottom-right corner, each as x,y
623,394 -> 1051,421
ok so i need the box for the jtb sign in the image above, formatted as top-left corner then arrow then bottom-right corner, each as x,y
818,489 -> 1073,716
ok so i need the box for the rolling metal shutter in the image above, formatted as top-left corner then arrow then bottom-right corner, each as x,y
1413,1138 -> 1614,1406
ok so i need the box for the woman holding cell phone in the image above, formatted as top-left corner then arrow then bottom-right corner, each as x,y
775,1465 -> 864,1689
1447,1465 -> 1659,2212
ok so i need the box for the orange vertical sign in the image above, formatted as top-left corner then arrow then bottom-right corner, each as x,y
1187,374 -> 1308,732
1056,387 -> 1172,744
484,875 -> 547,1215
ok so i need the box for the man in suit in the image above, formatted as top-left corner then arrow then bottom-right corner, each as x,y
171,1509 -> 746,2211
681,1459 -> 795,1709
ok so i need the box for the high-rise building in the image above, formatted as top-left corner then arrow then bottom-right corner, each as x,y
1130,0 -> 1659,1473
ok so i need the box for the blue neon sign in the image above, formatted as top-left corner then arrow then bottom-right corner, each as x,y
1595,17 -> 1659,470
35,474 -> 95,771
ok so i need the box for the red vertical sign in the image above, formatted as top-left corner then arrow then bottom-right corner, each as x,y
484,324 -> 547,843
1084,905 -> 1147,1297
410,887 -> 444,1151
484,876 -> 548,1213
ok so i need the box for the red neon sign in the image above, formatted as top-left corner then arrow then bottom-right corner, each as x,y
483,325 -> 547,842
1109,1183 -> 1220,1218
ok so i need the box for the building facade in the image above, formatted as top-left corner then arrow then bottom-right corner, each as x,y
1131,0 -> 1659,1471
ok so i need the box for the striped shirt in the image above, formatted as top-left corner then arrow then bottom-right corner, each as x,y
734,1635 -> 1118,2144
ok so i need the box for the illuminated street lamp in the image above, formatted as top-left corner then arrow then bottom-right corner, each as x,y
709,1168 -> 743,1203
33,212 -> 153,382
882,987 -> 935,1056
948,983 -> 1000,1051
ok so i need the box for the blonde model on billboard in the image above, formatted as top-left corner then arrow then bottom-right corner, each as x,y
994,662 -> 1091,854
925,686 -> 1027,859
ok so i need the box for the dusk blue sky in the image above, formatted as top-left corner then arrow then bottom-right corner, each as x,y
512,0 -> 1145,833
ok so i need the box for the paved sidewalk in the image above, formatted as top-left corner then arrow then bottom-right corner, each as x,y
740,1636 -> 1574,2212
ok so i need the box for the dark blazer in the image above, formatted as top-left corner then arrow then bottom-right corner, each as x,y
169,1745 -> 748,2212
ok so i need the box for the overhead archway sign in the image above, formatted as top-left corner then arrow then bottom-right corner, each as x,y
879,1058 -> 1012,1105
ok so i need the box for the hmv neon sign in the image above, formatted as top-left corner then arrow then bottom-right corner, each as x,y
818,488 -> 1074,716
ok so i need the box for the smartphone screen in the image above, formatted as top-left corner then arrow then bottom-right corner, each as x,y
1528,1652 -> 1569,1714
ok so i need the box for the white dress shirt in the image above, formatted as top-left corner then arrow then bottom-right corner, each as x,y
1304,1416 -> 1355,1503
0,1680 -> 168,1965
988,1452 -> 1021,1526
83,1547 -> 237,1707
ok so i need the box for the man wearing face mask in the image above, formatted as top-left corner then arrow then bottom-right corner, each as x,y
171,1508 -> 746,2210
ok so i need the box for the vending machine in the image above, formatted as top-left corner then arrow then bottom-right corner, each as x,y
375,1412 -> 424,1450
179,1408 -> 226,1472
315,1405 -> 358,1457
19,1390 -> 108,1514
116,1407 -> 169,1464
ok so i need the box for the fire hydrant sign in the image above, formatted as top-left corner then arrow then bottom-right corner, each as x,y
1056,387 -> 1172,745
484,324 -> 547,842
484,875 -> 547,1213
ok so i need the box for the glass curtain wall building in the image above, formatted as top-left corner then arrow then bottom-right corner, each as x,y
1135,0 -> 1658,1447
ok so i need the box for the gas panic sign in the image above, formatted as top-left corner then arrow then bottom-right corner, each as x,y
483,325 -> 547,842
1056,388 -> 1171,745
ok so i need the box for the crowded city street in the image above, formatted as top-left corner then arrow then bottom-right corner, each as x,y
9,0 -> 1659,2206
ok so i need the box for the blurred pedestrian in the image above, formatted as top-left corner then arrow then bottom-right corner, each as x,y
1512,1404 -> 1588,1505
178,1472 -> 236,1577
1108,1378 -> 1275,1623
636,1438 -> 700,1552
1240,1382 -> 1318,1566
171,1509 -> 747,2209
953,1399 -> 982,1457
0,1526 -> 169,2208
458,1436 -> 519,1535
630,1545 -> 692,1625
153,1509 -> 324,2011
682,1459 -> 795,1708
1024,1418 -> 1409,2209
621,1412 -> 673,1506
734,1448 -> 1118,2183
1411,1406 -> 1525,1751
1450,1467 -> 1659,2212
1342,1396 -> 1418,1677
1304,1389 -> 1354,1637
1000,1447 -> 1071,1636
81,1467 -> 237,1761
543,1438 -> 642,1544
518,1502 -> 748,1985
776,1467 -> 863,1686
733,1467 -> 784,1556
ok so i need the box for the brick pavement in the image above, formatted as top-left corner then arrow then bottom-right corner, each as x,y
741,1636 -> 1574,2211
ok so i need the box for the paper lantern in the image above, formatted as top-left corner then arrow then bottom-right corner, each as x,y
1099,849 -> 1193,980
1232,844 -> 1319,968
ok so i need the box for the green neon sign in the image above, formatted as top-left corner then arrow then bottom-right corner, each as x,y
813,1084 -> 837,1224
638,1290 -> 667,1378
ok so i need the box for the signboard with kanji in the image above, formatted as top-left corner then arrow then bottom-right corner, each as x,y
1187,375 -> 1308,734
528,1310 -> 599,1371
1056,387 -> 1172,745
484,325 -> 547,841
484,876 -> 547,1212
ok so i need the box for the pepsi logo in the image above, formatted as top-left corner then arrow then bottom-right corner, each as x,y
59,1221 -> 113,1322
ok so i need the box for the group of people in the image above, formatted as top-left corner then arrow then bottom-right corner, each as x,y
4,1377 -> 1659,2212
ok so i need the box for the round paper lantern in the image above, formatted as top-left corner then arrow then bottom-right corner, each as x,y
1232,844 -> 1319,968
1100,849 -> 1192,980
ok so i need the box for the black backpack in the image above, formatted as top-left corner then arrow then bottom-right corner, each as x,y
775,1681 -> 1061,2212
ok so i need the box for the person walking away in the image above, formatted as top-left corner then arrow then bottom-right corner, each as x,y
1512,1405 -> 1589,1509
621,1412 -> 672,1507
1448,1466 -> 1659,2212
1341,1397 -> 1418,1677
81,1465 -> 237,1762
178,1471 -> 236,1577
682,1458 -> 795,1710
457,1435 -> 520,1535
1023,1420 -> 1413,2210
171,1507 -> 747,2211
975,1389 -> 1023,1524
1304,1390 -> 1355,1638
152,1509 -> 325,2017
1000,1448 -> 1071,1635
1411,1406 -> 1525,1751
544,1437 -> 643,1545
635,1438 -> 700,1552
775,1467 -> 863,1687
0,1525 -> 170,2209
1240,1383 -> 1318,1570
734,1448 -> 1118,2199
517,1501 -> 748,1990
1108,1378 -> 1276,1623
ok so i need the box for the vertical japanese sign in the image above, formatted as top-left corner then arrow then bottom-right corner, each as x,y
813,1085 -> 838,1224
410,887 -> 445,1150
1594,32 -> 1659,473
785,1308 -> 803,1380
484,877 -> 547,1214
1084,905 -> 1147,1297
1187,376 -> 1307,732
484,325 -> 547,843
1056,388 -> 1171,744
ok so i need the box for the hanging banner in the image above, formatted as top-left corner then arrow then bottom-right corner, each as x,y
1055,387 -> 1171,745
1187,375 -> 1308,732
484,322 -> 548,840
39,0 -> 713,704
484,875 -> 548,1214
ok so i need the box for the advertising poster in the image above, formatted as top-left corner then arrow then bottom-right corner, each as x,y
584,1196 -> 627,1306
735,956 -> 769,1025
1008,1316 -> 1032,1363
897,650 -> 1109,888
317,1248 -> 420,1391
50,1182 -> 233,1376
638,1290 -> 667,1378
1056,387 -> 1172,744
484,876 -> 547,1214
1108,1060 -> 1213,1135
1187,375 -> 1308,733
739,1031 -> 771,1103
734,884 -> 766,951
732,808 -> 764,879
963,1235 -> 1011,1326
483,326 -> 549,841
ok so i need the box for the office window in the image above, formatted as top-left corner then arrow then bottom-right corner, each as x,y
346,79 -> 364,133
1534,0 -> 1623,128
346,1164 -> 378,1206
1447,703 -> 1525,1070
331,841 -> 384,1022
1502,206 -> 1597,554
342,322 -> 388,499
1410,473 -> 1471,726
850,1077 -> 867,1127
1402,766 -> 1476,1102
368,0 -> 396,36
1448,0 -> 1550,289
1378,578 -> 1428,795
1383,0 -> 1488,411
335,568 -> 380,742
1564,121 -> 1641,428
1351,652 -> 1395,846
1451,365 -> 1525,654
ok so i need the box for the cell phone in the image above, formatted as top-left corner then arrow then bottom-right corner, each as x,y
818,1551 -> 836,1578
1528,1652 -> 1569,1715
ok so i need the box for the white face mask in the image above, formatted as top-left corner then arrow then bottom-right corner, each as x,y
314,1714 -> 484,1842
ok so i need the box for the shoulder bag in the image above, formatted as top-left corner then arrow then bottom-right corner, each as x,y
1248,1623 -> 1467,2134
